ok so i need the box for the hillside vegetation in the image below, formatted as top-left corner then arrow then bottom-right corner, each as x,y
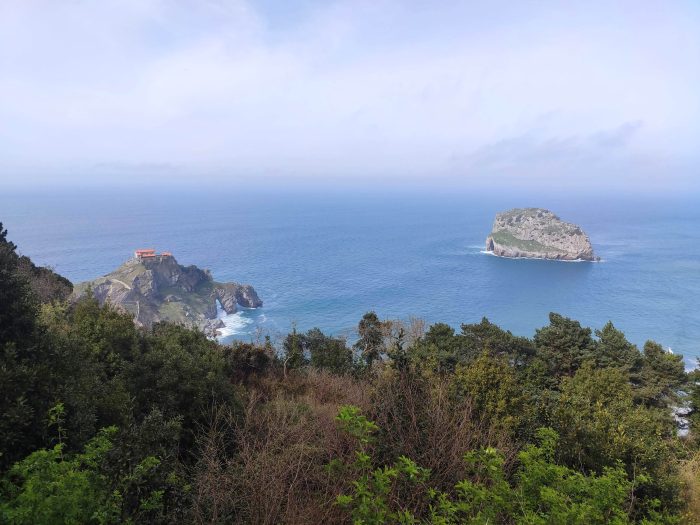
1,222 -> 699,524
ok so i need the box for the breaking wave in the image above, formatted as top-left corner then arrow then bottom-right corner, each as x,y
215,300 -> 254,339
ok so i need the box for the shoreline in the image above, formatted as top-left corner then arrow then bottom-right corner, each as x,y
480,249 -> 600,263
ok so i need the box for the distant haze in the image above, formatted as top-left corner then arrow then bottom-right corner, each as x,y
1,0 -> 698,191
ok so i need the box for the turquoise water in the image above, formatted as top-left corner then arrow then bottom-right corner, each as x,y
2,188 -> 699,367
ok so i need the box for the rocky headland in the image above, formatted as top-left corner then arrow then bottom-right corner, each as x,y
485,208 -> 598,261
72,253 -> 262,337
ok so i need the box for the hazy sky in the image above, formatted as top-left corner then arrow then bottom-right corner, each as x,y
1,0 -> 699,190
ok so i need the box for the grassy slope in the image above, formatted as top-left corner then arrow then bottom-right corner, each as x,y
490,230 -> 566,254
157,280 -> 215,323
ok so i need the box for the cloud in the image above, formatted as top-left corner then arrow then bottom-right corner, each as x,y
458,120 -> 645,178
93,161 -> 180,174
590,121 -> 644,150
0,0 -> 698,190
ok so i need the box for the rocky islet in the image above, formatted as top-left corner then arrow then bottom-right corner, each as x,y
485,208 -> 598,261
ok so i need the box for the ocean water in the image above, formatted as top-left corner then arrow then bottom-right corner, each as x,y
1,187 -> 699,367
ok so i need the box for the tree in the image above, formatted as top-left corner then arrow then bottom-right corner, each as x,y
224,341 -> 274,382
634,341 -> 686,408
354,312 -> 384,368
552,362 -> 681,514
0,223 -> 45,469
15,256 -> 72,304
594,322 -> 641,373
306,328 -> 353,374
409,322 -> 464,373
534,313 -> 596,377
131,323 -> 236,450
452,352 -> 529,435
688,366 -> 700,439
282,325 -> 308,374
461,317 -> 535,367
0,222 -> 37,347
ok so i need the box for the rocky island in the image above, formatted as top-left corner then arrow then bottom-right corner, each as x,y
485,208 -> 598,261
72,250 -> 262,337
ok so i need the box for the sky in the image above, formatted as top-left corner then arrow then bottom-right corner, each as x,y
0,0 -> 699,191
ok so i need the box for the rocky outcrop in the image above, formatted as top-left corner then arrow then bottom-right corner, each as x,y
72,254 -> 262,337
485,208 -> 598,261
214,283 -> 262,314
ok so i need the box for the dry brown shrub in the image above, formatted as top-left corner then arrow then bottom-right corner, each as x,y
382,317 -> 426,350
303,368 -> 371,408
190,404 -> 240,524
191,370 -> 370,524
681,449 -> 700,525
191,366 -> 518,523
370,369 -> 517,492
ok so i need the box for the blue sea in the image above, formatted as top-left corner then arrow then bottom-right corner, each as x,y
2,187 -> 699,368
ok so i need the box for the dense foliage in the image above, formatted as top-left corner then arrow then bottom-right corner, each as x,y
0,222 -> 698,524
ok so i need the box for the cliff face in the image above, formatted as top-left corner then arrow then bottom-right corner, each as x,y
72,255 -> 262,337
485,208 -> 598,261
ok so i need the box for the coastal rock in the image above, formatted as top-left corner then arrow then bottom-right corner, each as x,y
485,208 -> 598,261
214,283 -> 263,314
72,253 -> 262,337
202,318 -> 226,338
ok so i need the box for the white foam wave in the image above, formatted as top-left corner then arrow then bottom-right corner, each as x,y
215,300 -> 254,339
480,250 -> 598,262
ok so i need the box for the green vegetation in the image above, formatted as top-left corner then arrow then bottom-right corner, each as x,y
1,222 -> 699,523
156,282 -> 214,324
336,411 -> 651,524
490,230 -> 566,254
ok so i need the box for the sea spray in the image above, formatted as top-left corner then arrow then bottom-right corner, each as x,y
216,300 -> 254,340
